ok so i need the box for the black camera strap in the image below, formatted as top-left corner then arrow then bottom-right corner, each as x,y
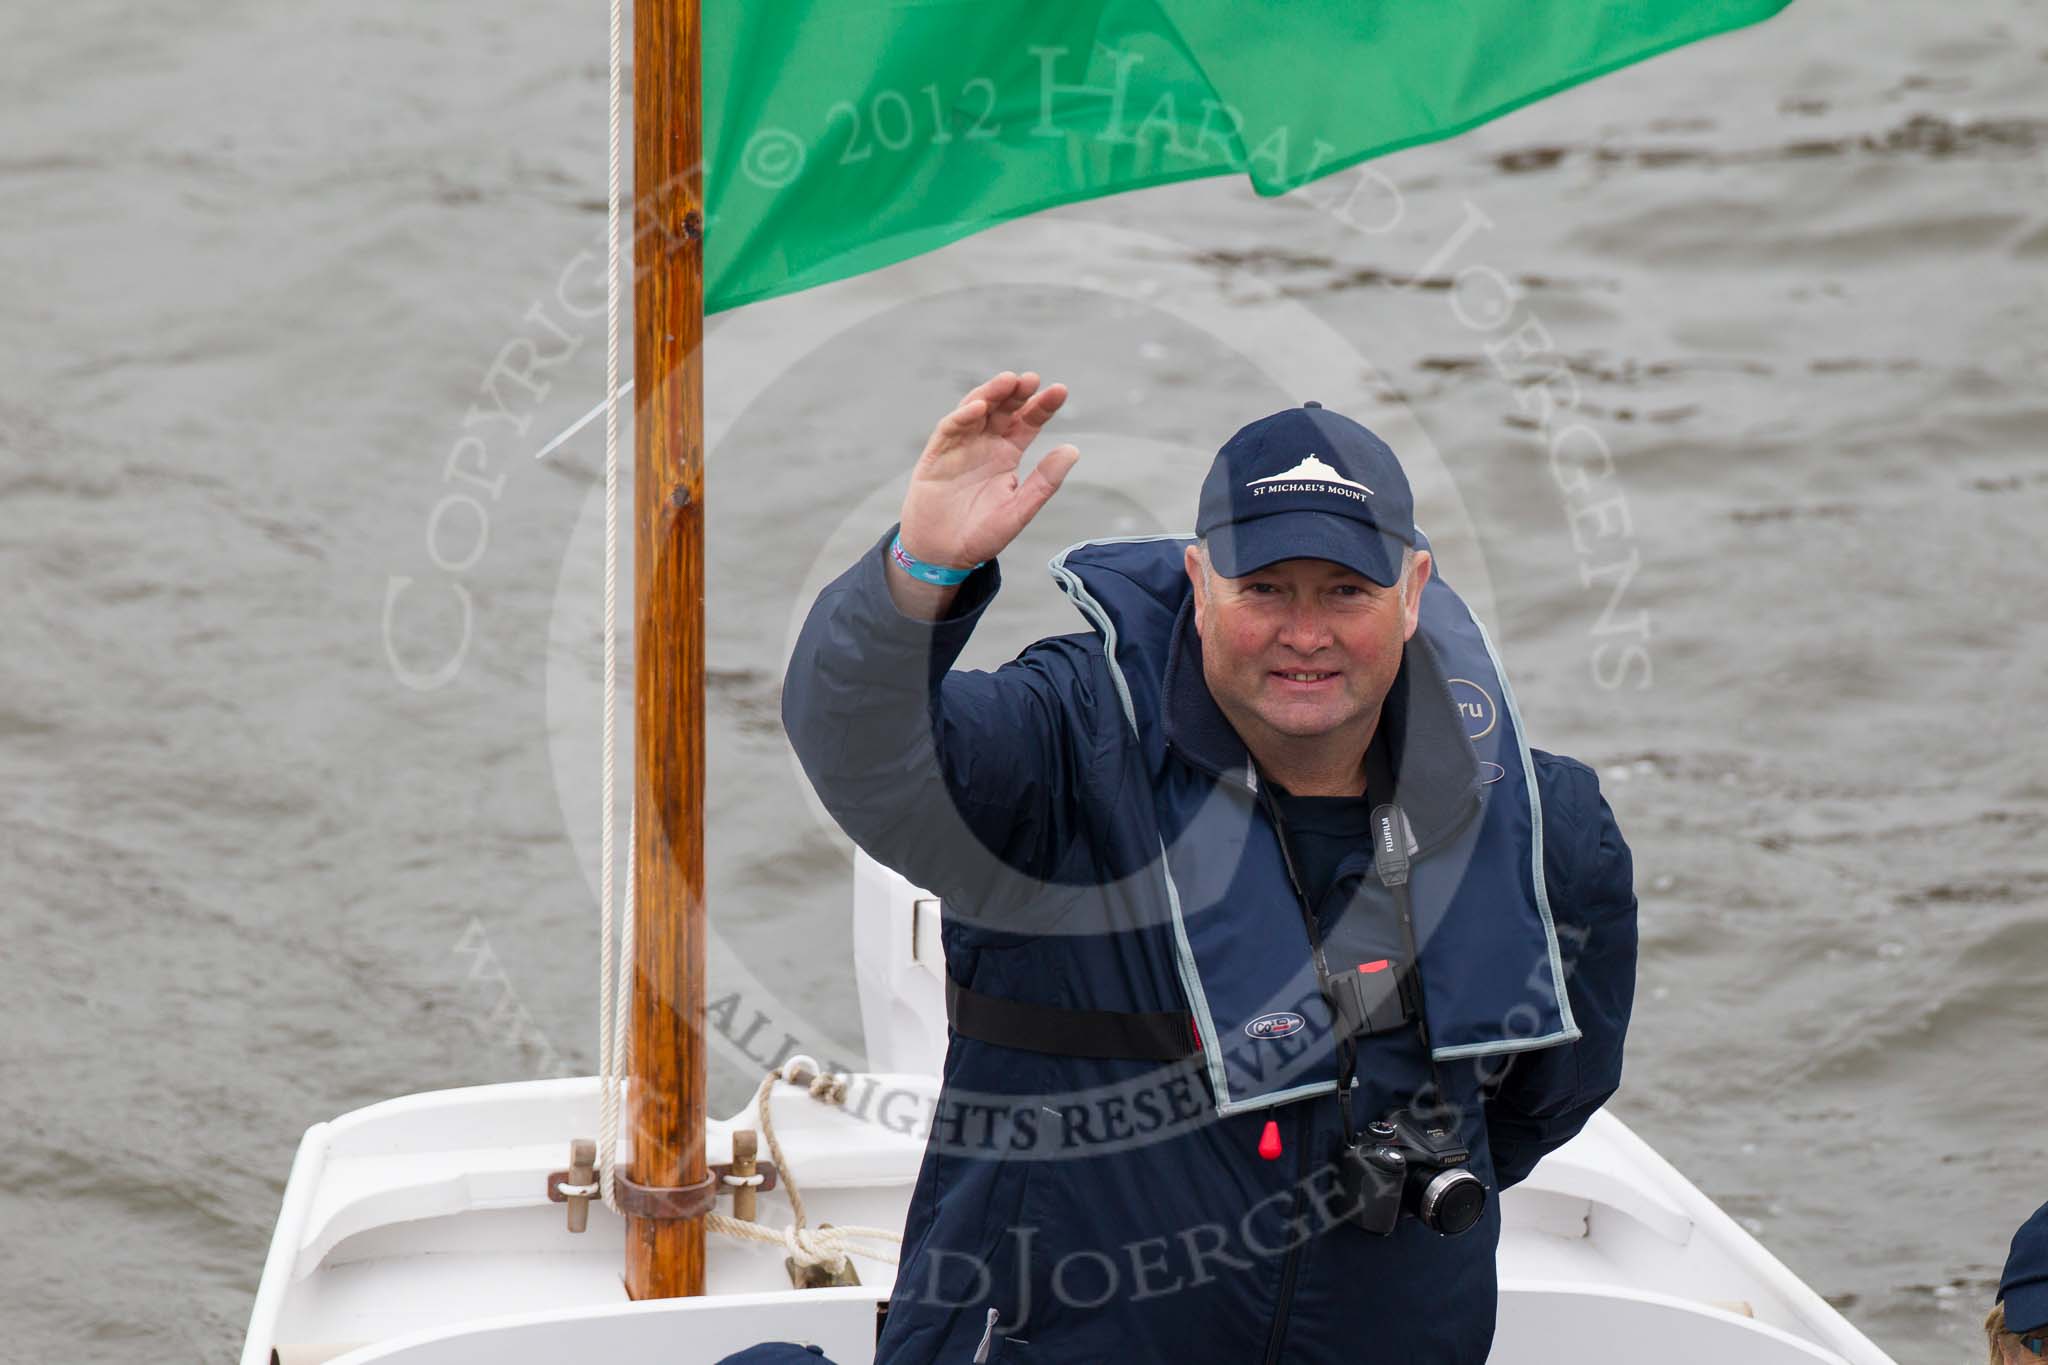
1256,726 -> 1448,1150
1363,732 -> 1450,1119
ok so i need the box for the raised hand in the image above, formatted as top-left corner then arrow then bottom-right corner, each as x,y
897,371 -> 1080,571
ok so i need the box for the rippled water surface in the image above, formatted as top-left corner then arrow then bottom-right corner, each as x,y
3,1 -> 2045,1360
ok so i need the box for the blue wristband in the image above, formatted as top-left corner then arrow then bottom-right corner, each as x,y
890,533 -> 985,587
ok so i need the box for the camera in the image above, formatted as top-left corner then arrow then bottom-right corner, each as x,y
1333,1108 -> 1488,1237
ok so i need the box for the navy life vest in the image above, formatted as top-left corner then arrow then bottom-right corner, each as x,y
1038,534 -> 1579,1117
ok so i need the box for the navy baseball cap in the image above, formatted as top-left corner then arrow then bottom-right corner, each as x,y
1195,401 -> 1416,587
2002,1201 -> 2048,1333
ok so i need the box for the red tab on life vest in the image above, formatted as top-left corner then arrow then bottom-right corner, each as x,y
1359,959 -> 1391,974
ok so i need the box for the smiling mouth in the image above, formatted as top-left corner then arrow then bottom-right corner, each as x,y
1270,670 -> 1338,684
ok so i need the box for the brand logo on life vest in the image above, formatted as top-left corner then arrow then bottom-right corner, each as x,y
1446,677 -> 1498,741
1244,1011 -> 1308,1041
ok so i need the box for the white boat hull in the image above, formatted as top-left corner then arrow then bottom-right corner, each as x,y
244,859 -> 1897,1364
242,1073 -> 1893,1365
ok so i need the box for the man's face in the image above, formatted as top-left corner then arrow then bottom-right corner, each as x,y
1185,546 -> 1430,751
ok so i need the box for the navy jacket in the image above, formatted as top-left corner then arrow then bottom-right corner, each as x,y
782,528 -> 1638,1364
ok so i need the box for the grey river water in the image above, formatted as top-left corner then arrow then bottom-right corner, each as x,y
3,0 -> 2045,1360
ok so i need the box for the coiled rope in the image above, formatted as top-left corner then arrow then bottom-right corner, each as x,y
705,1058 -> 904,1271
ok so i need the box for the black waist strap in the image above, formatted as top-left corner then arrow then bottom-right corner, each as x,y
945,974 -> 1198,1062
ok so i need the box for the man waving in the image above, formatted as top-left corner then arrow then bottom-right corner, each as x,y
782,371 -> 1638,1363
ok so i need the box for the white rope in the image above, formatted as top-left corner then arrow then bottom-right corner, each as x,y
705,1212 -> 903,1271
594,0 -> 632,1217
707,1060 -> 903,1271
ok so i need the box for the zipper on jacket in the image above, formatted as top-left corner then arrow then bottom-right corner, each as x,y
1258,1100 -> 1315,1365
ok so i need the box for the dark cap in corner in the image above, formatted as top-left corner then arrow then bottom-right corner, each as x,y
2003,1201 -> 2048,1334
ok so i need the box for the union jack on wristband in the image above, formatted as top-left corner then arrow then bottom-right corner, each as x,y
889,533 -> 984,587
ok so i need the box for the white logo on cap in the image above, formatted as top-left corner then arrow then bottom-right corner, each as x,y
1246,453 -> 1373,500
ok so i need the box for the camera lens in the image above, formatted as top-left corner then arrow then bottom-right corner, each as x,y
1417,1168 -> 1486,1236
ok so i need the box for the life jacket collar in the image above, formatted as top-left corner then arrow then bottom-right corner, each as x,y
1160,591 -> 1483,858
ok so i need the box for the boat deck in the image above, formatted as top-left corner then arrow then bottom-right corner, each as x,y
245,1075 -> 1892,1365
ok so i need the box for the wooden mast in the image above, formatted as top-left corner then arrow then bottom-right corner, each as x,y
628,0 -> 707,1300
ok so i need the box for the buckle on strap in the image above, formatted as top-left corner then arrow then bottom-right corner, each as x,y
1326,958 -> 1415,1040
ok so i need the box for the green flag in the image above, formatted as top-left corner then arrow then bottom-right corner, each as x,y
702,1 -> 1790,313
